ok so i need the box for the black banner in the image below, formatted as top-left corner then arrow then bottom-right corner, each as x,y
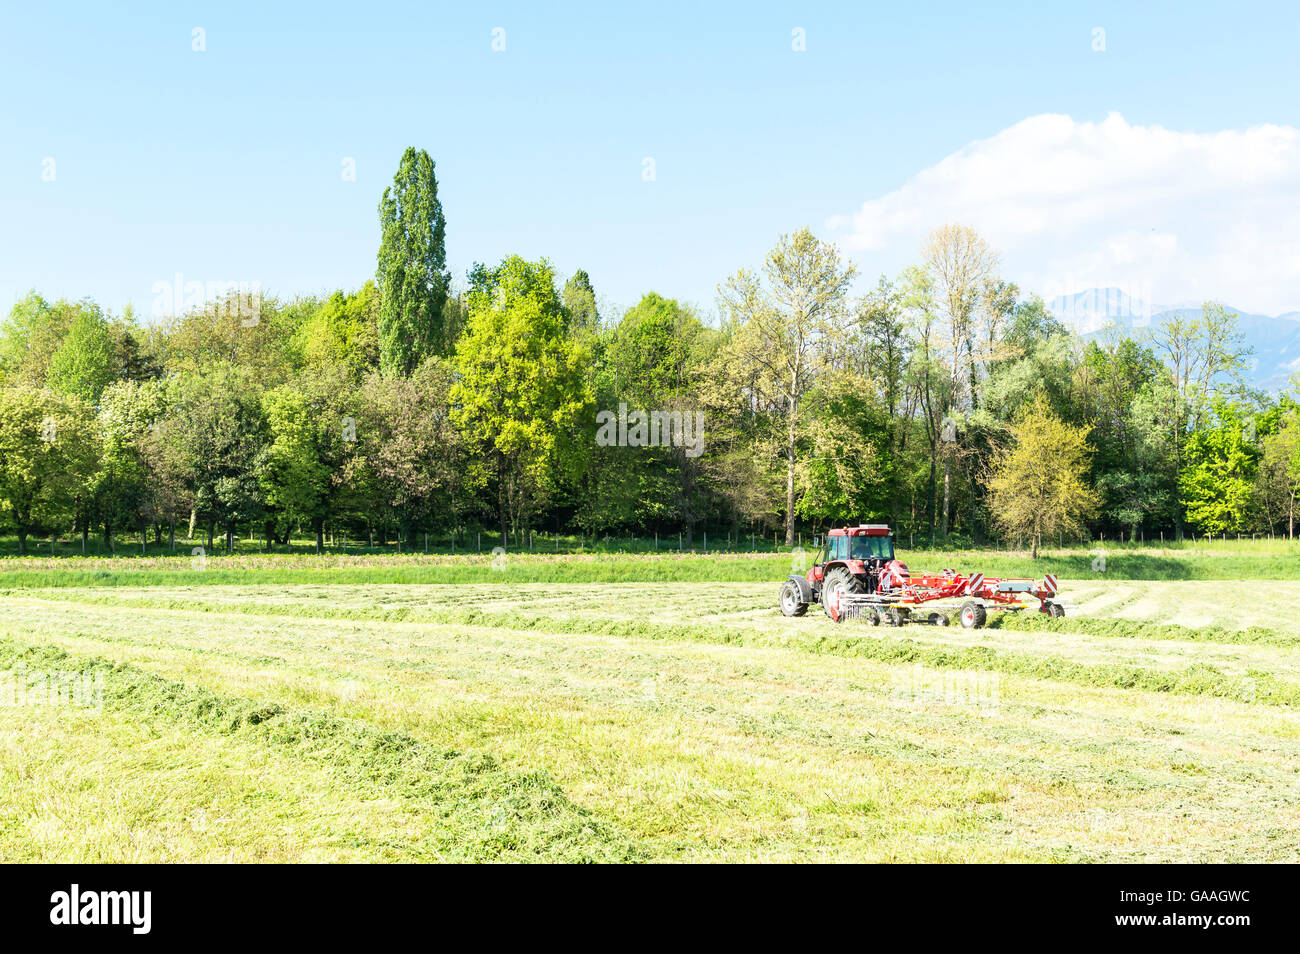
0,864 -> 1284,942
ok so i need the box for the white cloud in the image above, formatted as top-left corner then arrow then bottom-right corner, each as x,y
827,112 -> 1300,316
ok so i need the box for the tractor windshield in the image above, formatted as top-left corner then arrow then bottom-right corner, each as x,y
848,536 -> 894,561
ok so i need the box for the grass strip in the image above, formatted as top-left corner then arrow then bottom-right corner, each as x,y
0,637 -> 641,863
988,613 -> 1300,646
28,590 -> 1291,710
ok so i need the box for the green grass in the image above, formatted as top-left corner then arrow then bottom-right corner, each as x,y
0,640 -> 636,862
30,587 -> 1291,707
3,575 -> 1299,862
991,613 -> 1300,646
0,536 -> 1296,589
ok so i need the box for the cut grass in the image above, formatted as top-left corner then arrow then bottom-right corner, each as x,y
27,586 -> 1294,708
2,579 -> 1299,862
991,613 -> 1300,646
0,639 -> 637,863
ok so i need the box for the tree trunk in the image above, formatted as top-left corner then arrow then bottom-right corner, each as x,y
926,440 -> 938,544
785,413 -> 797,547
941,456 -> 951,538
225,526 -> 234,551
206,522 -> 214,549
103,523 -> 113,553
16,527 -> 26,555
314,517 -> 324,554
498,482 -> 509,549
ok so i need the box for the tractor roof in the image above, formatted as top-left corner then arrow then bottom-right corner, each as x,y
827,524 -> 892,537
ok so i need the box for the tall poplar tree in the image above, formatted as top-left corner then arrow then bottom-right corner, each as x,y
376,148 -> 450,375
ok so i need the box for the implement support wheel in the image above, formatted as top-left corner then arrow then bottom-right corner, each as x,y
959,601 -> 987,629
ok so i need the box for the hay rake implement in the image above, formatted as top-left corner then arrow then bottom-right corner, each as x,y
777,524 -> 1066,628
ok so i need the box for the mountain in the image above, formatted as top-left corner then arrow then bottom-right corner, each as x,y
1047,287 -> 1168,334
1047,288 -> 1300,392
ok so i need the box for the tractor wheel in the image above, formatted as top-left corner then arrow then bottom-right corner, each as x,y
822,567 -> 865,622
1046,601 -> 1065,618
929,612 -> 949,627
779,580 -> 808,617
959,601 -> 987,629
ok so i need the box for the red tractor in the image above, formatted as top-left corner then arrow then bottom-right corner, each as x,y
778,523 -> 1064,627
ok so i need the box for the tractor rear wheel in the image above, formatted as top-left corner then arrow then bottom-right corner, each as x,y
959,601 -> 987,629
822,568 -> 865,622
779,580 -> 808,617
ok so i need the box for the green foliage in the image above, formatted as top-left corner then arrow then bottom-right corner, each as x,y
0,386 -> 99,550
163,365 -> 266,542
2,217 -> 1298,553
91,379 -> 167,545
46,305 -> 115,400
562,269 -> 599,334
795,392 -> 892,524
988,396 -> 1101,556
578,293 -> 714,534
352,357 -> 479,533
298,283 -> 380,379
1180,397 -> 1257,533
377,147 -> 449,374
1255,409 -> 1300,534
1,294 -> 86,388
258,384 -> 334,543
452,256 -> 590,536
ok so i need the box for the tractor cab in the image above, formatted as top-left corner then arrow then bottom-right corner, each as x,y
808,524 -> 903,594
822,526 -> 895,565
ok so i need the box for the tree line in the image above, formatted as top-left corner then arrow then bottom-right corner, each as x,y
2,147 -> 1298,555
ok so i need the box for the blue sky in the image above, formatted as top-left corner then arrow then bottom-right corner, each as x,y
2,1 -> 1298,322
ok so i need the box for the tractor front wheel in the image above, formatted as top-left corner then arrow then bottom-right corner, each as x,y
779,580 -> 808,617
959,601 -> 987,629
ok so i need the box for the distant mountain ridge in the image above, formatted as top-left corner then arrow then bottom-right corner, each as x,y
1047,288 -> 1300,392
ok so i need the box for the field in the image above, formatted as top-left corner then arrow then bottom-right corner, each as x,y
2,546 -> 1299,862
